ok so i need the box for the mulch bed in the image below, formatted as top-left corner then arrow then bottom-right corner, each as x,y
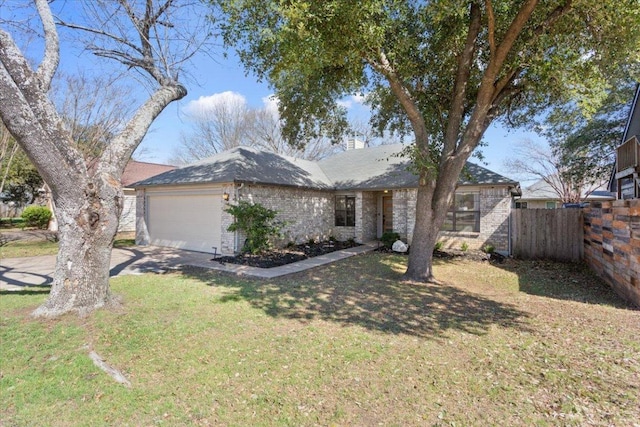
214,239 -> 504,269
214,240 -> 361,268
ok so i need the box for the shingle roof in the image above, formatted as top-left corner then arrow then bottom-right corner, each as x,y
133,143 -> 519,190
133,146 -> 332,189
320,143 -> 518,190
520,177 -> 615,201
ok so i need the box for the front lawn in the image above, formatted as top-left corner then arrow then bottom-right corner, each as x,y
0,233 -> 136,259
1,254 -> 638,426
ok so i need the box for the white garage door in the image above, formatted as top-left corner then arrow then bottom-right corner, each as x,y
147,193 -> 221,253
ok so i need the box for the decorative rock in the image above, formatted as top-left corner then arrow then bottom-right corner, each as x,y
392,240 -> 408,253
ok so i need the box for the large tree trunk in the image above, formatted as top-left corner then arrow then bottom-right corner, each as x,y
403,156 -> 467,282
403,184 -> 439,281
32,177 -> 122,317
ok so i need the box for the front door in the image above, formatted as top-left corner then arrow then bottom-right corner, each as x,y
382,195 -> 393,234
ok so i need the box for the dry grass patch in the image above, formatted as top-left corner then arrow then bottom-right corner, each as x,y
1,253 -> 638,426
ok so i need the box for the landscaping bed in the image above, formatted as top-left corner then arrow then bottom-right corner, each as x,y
214,239 -> 361,268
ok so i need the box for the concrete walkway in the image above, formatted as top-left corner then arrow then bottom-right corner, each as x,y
0,243 -> 377,290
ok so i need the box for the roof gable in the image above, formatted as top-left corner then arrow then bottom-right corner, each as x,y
622,83 -> 640,142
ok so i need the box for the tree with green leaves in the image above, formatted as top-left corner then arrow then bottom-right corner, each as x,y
546,82 -> 638,195
216,0 -> 640,281
507,82 -> 637,204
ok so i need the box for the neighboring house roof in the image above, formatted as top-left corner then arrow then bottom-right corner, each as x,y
520,177 -> 615,201
609,83 -> 640,193
622,83 -> 640,142
121,160 -> 176,188
133,143 -> 520,192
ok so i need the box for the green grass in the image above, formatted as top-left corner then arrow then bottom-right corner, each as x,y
0,239 -> 60,258
0,217 -> 25,228
1,254 -> 638,426
0,235 -> 136,258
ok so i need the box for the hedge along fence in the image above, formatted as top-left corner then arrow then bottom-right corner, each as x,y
583,200 -> 640,308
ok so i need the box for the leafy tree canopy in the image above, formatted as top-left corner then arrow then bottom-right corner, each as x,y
217,0 -> 639,155
549,82 -> 638,191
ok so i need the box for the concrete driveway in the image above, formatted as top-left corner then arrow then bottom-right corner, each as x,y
0,246 -> 215,291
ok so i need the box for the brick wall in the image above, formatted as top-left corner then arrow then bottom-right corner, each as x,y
393,187 -> 512,251
584,200 -> 640,307
236,184 -> 350,249
356,191 -> 377,243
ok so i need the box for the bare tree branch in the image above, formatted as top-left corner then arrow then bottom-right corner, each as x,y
33,0 -> 58,90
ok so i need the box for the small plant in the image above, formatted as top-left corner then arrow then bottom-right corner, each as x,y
21,206 -> 52,229
461,241 -> 469,252
347,237 -> 356,246
433,241 -> 444,252
380,231 -> 400,248
307,238 -> 316,245
225,201 -> 282,254
328,235 -> 337,242
482,244 -> 495,254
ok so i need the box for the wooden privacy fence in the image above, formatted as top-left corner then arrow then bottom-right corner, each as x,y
511,208 -> 583,262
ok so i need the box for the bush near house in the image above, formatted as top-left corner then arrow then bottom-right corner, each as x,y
20,206 -> 52,229
225,201 -> 283,254
380,231 -> 401,248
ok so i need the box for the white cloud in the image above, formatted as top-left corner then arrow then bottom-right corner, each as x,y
337,93 -> 368,109
184,91 -> 247,117
352,93 -> 367,105
262,94 -> 280,117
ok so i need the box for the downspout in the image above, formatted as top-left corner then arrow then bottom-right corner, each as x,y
509,189 -> 522,257
233,183 -> 244,253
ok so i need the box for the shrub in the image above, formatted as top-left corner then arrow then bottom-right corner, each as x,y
21,206 -> 52,229
434,241 -> 444,252
225,201 -> 282,254
482,244 -> 495,254
380,231 -> 401,248
461,241 -> 469,252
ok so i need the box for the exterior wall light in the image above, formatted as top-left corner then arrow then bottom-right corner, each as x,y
223,192 -> 230,201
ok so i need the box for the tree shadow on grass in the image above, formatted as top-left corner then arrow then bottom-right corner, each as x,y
495,259 -> 635,309
182,254 -> 531,340
0,289 -> 51,296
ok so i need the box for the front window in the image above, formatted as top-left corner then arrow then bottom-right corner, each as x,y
335,196 -> 355,226
546,201 -> 557,209
443,192 -> 480,232
515,201 -> 528,209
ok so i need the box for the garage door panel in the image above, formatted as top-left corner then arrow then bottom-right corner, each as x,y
147,193 -> 221,253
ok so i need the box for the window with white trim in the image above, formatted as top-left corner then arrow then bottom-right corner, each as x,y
443,192 -> 480,232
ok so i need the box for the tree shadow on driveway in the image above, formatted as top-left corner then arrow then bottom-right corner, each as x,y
182,253 -> 531,340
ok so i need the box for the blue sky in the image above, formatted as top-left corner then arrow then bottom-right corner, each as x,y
135,48 -> 545,180
4,1 -> 544,181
